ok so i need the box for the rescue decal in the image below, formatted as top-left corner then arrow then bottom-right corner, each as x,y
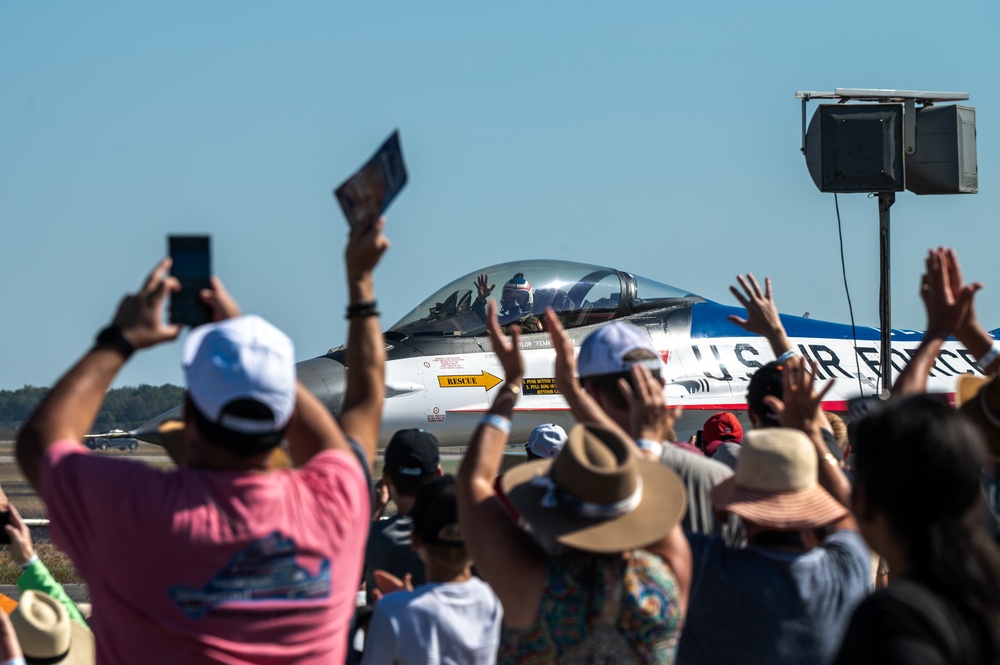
437,371 -> 503,391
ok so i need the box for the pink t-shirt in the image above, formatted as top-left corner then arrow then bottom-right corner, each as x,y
41,441 -> 370,664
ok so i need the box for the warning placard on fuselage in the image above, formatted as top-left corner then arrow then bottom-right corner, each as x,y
523,378 -> 560,396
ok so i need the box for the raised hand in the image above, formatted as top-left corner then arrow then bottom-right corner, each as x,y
200,276 -> 242,323
923,247 -> 983,342
619,364 -> 682,446
728,274 -> 791,354
545,307 -> 578,396
763,356 -> 834,434
485,300 -> 523,384
475,274 -> 495,301
4,504 -> 34,567
109,258 -> 182,350
346,216 -> 390,279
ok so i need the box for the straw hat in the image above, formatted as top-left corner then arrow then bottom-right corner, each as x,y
502,423 -> 686,554
711,428 -> 847,530
10,590 -> 94,665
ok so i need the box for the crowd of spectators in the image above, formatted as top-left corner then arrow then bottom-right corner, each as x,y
6,228 -> 1000,665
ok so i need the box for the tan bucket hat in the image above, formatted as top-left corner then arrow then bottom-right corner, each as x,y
10,590 -> 94,665
502,423 -> 686,554
711,428 -> 848,530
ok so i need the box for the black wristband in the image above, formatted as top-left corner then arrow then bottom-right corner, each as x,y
95,324 -> 135,360
346,300 -> 380,319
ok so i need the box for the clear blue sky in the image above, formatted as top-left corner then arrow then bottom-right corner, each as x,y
2,1 -> 998,390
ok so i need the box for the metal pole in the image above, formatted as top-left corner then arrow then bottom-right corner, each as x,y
878,192 -> 895,394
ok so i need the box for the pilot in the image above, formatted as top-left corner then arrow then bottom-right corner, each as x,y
471,272 -> 544,333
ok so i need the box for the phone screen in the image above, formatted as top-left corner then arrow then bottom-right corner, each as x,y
0,511 -> 10,545
168,235 -> 212,327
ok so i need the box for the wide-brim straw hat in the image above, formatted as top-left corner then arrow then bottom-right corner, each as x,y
502,423 -> 686,554
711,428 -> 848,530
10,590 -> 94,665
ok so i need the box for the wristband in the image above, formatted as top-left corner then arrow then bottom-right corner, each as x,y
977,341 -> 1000,370
635,439 -> 664,458
94,324 -> 134,360
345,300 -> 380,319
18,553 -> 38,570
480,414 -> 512,434
776,349 -> 800,364
4,659 -> 27,665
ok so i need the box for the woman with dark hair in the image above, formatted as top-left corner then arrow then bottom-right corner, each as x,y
835,394 -> 1000,664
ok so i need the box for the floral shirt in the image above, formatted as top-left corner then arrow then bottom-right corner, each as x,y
499,549 -> 683,664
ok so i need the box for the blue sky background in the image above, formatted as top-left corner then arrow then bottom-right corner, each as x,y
2,1 -> 998,390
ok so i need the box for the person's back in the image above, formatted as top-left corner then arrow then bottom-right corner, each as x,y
659,444 -> 734,538
364,428 -> 443,601
362,476 -> 502,665
365,577 -> 501,665
17,219 -> 391,664
43,417 -> 369,663
678,426 -> 869,665
679,530 -> 869,664
836,572 -> 991,665
499,550 -> 682,664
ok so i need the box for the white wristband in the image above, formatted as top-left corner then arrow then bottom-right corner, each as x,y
18,553 -> 38,571
4,659 -> 27,665
636,439 -> 664,458
776,349 -> 800,364
978,341 -> 1000,370
480,414 -> 512,434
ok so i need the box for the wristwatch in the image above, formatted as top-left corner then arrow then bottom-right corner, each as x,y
95,324 -> 134,360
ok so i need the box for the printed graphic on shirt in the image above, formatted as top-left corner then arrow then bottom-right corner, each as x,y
169,532 -> 331,620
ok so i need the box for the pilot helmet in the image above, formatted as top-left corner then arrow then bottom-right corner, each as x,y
501,273 -> 532,310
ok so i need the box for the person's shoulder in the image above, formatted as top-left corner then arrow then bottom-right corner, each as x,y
296,448 -> 368,486
849,580 -> 950,638
661,443 -> 733,478
821,528 -> 868,555
370,514 -> 409,538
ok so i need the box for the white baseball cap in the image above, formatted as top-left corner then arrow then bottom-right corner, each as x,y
577,322 -> 663,378
183,315 -> 296,434
526,423 -> 568,459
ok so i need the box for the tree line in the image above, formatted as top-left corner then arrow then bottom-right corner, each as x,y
0,384 -> 185,432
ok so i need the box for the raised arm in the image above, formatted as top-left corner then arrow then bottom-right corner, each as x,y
894,248 -> 983,396
337,218 -> 390,468
943,247 -> 996,372
728,274 -> 793,357
545,309 -> 677,459
17,259 -> 181,490
765,357 -> 856,531
457,301 -> 546,629
546,307 -> 622,432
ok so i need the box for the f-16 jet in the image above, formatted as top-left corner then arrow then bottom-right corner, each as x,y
133,258 -> 994,448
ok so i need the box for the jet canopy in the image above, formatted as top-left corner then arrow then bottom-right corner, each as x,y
387,259 -> 698,338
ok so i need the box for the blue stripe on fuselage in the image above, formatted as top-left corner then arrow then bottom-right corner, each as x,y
690,301 -> 926,342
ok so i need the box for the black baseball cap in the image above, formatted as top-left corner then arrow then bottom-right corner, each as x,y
384,429 -> 441,478
411,475 -> 464,548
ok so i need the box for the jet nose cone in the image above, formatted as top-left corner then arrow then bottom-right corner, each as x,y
296,356 -> 347,417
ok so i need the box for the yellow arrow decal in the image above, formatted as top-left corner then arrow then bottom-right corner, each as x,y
437,371 -> 504,391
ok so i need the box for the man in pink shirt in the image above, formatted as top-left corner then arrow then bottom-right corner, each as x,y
16,219 -> 390,664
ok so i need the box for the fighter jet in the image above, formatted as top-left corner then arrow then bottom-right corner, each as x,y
132,258 -> 994,448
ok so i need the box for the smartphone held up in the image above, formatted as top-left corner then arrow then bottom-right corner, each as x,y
168,235 -> 212,327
